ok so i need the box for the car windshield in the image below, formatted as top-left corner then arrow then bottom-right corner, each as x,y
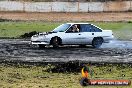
52,24 -> 71,32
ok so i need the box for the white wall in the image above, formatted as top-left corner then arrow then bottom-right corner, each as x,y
24,2 -> 52,12
0,1 -> 23,11
0,1 -> 131,12
103,1 -> 131,12
88,2 -> 103,12
79,3 -> 88,12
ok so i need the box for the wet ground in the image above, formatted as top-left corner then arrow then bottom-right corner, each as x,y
0,39 -> 132,63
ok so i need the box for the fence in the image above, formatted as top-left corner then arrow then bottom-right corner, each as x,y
0,1 -> 131,12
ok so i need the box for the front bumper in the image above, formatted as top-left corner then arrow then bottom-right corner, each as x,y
31,35 -> 50,45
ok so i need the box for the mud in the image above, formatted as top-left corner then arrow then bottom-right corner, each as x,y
0,39 -> 132,63
19,31 -> 38,38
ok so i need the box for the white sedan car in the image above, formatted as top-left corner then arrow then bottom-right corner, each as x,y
31,23 -> 114,48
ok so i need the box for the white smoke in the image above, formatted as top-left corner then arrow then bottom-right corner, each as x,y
101,39 -> 132,49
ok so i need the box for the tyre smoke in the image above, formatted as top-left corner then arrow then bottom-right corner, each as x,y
101,39 -> 132,49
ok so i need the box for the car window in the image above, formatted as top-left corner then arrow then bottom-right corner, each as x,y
91,25 -> 102,32
80,24 -> 102,32
66,27 -> 73,33
52,24 -> 71,32
80,24 -> 91,32
66,24 -> 80,33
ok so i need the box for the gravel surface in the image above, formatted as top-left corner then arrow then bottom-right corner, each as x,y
0,12 -> 132,22
0,39 -> 132,63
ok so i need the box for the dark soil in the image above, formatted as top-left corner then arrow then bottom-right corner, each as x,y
0,39 -> 132,63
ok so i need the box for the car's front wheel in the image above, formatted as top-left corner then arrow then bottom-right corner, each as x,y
92,38 -> 103,48
51,37 -> 60,48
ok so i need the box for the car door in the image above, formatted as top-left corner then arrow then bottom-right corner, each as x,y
61,25 -> 86,44
80,24 -> 103,44
79,24 -> 94,44
90,24 -> 102,37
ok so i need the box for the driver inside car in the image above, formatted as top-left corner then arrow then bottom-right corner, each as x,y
72,25 -> 80,32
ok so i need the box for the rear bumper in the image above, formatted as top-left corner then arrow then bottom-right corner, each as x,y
103,36 -> 114,43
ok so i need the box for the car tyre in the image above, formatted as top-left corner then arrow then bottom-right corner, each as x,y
52,37 -> 60,48
92,38 -> 103,48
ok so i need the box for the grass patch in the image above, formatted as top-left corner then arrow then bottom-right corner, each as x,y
0,63 -> 132,88
0,22 -> 131,39
0,22 -> 61,38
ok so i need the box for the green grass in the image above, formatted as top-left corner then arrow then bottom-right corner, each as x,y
0,22 -> 60,38
0,22 -> 131,39
0,63 -> 132,88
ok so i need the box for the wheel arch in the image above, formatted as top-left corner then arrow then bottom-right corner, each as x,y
50,36 -> 62,45
92,37 -> 104,43
92,37 -> 104,48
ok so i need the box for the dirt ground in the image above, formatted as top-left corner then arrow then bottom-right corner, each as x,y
0,39 -> 132,63
0,12 -> 132,22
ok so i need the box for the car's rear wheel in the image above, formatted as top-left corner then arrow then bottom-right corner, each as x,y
51,37 -> 60,48
92,38 -> 103,48
38,44 -> 45,49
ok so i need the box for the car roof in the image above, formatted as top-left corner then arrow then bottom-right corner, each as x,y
66,23 -> 90,25
66,23 -> 103,30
